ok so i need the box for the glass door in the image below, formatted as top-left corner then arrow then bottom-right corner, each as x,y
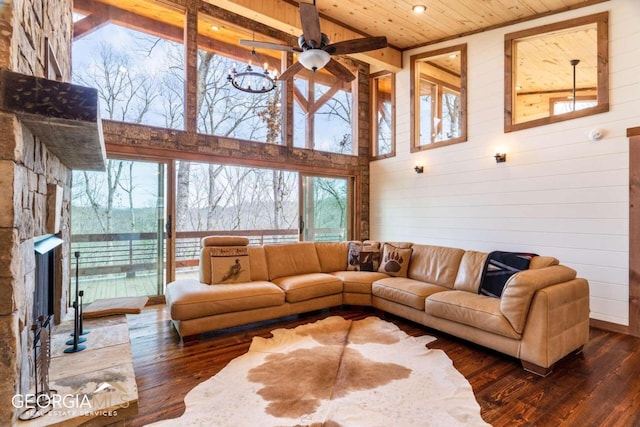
70,159 -> 168,304
300,175 -> 352,242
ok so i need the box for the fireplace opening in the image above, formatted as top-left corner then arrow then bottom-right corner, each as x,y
33,235 -> 63,334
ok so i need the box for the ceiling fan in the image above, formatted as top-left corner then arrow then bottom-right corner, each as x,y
239,1 -> 388,82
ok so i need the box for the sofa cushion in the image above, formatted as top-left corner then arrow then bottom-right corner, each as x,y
210,246 -> 251,284
247,246 -> 269,281
331,271 -> 389,294
265,242 -> 322,280
453,251 -> 488,293
166,279 -> 285,321
201,245 -> 269,284
372,277 -> 448,310
346,241 -> 381,272
378,244 -> 412,277
315,241 -> 349,272
425,291 -> 520,339
272,273 -> 343,303
408,244 -> 465,288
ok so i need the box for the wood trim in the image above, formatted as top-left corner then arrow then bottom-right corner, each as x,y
307,84 -> 343,116
504,12 -> 609,133
73,0 -> 287,67
590,318 -> 629,335
370,71 -> 396,161
102,120 -> 361,176
627,127 -> 640,138
629,132 -> 640,337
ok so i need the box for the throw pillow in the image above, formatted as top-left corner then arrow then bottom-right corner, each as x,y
378,244 -> 412,277
347,241 -> 381,272
210,246 -> 251,284
478,251 -> 537,298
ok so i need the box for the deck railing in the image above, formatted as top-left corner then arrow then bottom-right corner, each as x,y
70,228 -> 343,278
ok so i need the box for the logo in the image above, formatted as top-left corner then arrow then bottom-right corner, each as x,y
13,380 -> 131,420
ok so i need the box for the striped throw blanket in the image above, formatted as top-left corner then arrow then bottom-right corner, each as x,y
479,251 -> 537,298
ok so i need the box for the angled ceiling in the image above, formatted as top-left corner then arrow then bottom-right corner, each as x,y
207,0 -> 607,49
74,0 -> 607,73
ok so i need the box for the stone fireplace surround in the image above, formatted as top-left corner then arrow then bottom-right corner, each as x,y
0,107 -> 72,426
0,1 -> 105,424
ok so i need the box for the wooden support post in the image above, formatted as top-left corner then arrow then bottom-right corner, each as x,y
184,0 -> 198,134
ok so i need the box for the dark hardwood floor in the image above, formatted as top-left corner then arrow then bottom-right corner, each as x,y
124,304 -> 640,427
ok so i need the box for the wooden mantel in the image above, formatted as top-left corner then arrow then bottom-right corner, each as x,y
0,69 -> 106,171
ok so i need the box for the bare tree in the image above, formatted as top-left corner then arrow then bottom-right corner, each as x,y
257,84 -> 289,231
73,41 -> 159,233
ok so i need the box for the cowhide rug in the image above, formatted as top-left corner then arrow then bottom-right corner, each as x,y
147,316 -> 490,427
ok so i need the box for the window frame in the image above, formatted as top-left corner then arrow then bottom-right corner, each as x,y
370,71 -> 396,160
410,44 -> 467,152
504,12 -> 609,133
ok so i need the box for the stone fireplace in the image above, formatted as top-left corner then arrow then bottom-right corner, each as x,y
0,1 -> 105,424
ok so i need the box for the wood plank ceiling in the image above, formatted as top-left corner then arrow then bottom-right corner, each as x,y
74,0 -> 607,76
208,0 -> 607,49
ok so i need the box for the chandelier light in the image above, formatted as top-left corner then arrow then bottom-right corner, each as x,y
227,48 -> 278,94
298,49 -> 331,72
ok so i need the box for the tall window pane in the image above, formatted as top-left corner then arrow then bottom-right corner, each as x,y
72,24 -> 184,130
371,72 -> 395,158
197,49 -> 282,143
292,67 -> 355,154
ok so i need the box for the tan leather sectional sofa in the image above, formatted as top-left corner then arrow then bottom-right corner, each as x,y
165,236 -> 590,376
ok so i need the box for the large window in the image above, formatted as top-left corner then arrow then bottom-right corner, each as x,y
72,8 -> 361,151
70,159 -> 354,296
301,175 -> 351,242
71,160 -> 167,304
72,24 -> 184,130
293,67 -> 356,154
196,49 -> 282,142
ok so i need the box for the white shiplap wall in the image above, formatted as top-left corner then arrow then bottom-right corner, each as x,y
370,0 -> 640,326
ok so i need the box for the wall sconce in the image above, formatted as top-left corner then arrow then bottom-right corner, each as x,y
494,153 -> 507,163
414,165 -> 424,174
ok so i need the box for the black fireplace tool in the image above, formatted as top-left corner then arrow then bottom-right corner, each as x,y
65,251 -> 87,353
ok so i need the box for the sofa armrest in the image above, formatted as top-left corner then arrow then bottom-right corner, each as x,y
519,278 -> 590,369
500,265 -> 577,333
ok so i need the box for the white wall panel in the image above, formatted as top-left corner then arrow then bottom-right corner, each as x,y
370,0 -> 640,325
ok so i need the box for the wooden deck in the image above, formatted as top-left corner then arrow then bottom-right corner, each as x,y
78,269 -> 198,304
123,305 -> 640,427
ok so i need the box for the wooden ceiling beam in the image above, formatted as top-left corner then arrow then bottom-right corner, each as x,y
73,0 -> 279,66
73,0 -> 358,86
201,0 -> 401,72
73,14 -> 111,40
75,0 -> 184,41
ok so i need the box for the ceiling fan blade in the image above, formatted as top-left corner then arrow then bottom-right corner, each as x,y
324,58 -> 355,82
239,40 -> 301,52
325,36 -> 388,55
277,61 -> 305,80
299,2 -> 322,48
